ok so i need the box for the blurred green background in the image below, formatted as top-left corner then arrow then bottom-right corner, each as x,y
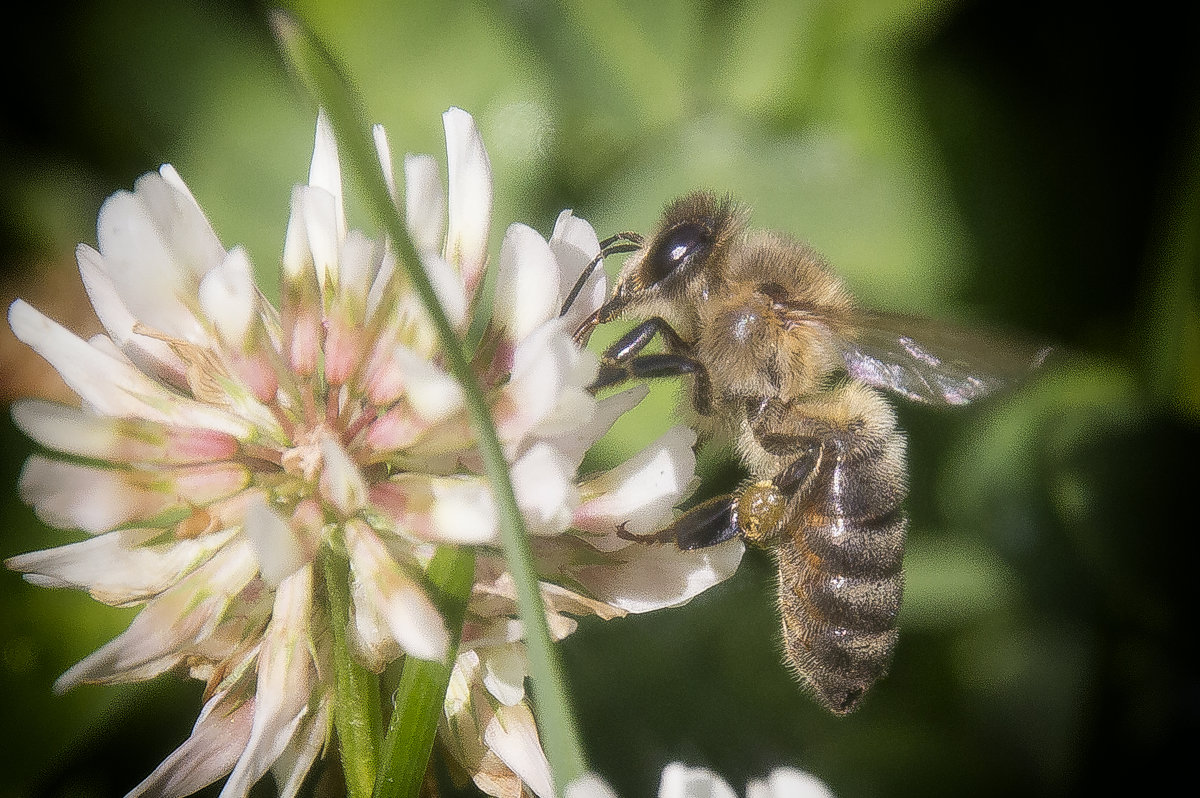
1,1 -> 1196,796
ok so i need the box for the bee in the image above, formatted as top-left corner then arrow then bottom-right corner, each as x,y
568,192 -> 1046,714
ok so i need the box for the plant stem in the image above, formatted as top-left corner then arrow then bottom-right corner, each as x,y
271,10 -> 589,792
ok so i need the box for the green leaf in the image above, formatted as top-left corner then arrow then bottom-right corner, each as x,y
374,547 -> 475,798
322,544 -> 383,798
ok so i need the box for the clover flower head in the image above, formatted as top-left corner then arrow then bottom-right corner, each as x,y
7,108 -> 743,798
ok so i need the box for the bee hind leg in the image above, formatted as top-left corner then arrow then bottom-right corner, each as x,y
618,494 -> 738,550
620,445 -> 824,552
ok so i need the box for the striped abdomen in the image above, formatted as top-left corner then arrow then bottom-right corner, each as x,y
775,430 -> 908,714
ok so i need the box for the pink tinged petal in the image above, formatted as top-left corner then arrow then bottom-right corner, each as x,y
308,109 -> 346,243
574,426 -> 698,545
345,519 -> 449,661
221,565 -> 315,798
55,539 -> 260,691
8,300 -> 255,438
511,443 -> 577,536
288,309 -> 321,378
323,313 -> 362,388
404,152 -> 445,255
243,497 -> 306,588
77,243 -> 189,387
361,327 -> 404,405
494,223 -> 559,340
228,350 -> 279,404
659,764 -> 738,798
125,689 -> 255,798
746,769 -> 836,798
459,617 -> 524,653
95,179 -> 208,341
271,697 -> 332,798
443,107 -> 492,293
280,189 -> 323,378
565,774 -> 620,798
19,456 -> 249,535
323,234 -> 381,387
174,428 -> 244,464
484,702 -> 555,798
161,425 -> 241,463
318,433 -> 368,516
480,643 -> 527,706
363,404 -> 428,453
199,246 -> 256,349
572,538 -> 744,615
549,209 -> 606,330
6,526 -> 236,605
366,477 -> 433,541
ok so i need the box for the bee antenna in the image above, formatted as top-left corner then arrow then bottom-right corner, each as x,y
558,231 -> 644,319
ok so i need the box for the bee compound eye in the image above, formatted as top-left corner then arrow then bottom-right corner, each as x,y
647,222 -> 711,285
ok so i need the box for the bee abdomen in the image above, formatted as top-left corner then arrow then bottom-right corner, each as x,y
776,522 -> 906,714
801,509 -> 907,577
775,430 -> 908,713
791,559 -> 903,632
779,603 -> 899,714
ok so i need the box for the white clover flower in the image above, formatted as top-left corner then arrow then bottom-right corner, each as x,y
567,764 -> 836,798
6,108 -> 743,798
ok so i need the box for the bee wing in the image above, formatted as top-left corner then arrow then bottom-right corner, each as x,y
832,310 -> 1051,406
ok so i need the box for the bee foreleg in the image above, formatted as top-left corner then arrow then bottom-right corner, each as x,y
601,316 -> 690,361
591,353 -> 713,415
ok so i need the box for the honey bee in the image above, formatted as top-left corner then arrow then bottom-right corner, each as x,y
568,192 -> 1046,714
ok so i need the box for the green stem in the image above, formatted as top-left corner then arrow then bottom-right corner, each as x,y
322,545 -> 383,798
271,10 -> 589,793
374,547 -> 476,798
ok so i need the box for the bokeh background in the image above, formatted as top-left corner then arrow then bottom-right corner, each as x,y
1,1 -> 1196,796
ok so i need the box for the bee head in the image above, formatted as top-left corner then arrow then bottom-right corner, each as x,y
575,192 -> 745,343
